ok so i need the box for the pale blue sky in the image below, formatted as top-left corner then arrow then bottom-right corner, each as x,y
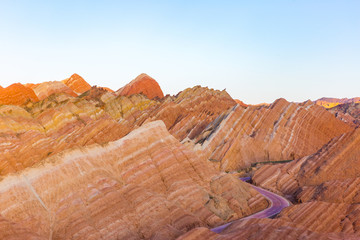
0,1 -> 359,104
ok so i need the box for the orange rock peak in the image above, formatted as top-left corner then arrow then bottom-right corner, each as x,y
0,83 -> 39,105
116,73 -> 164,99
62,73 -> 91,94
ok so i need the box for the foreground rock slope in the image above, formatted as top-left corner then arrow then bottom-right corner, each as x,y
0,121 -> 267,239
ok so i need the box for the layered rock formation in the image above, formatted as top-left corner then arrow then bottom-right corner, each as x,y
0,83 -> 39,106
116,73 -> 164,99
195,98 -> 352,171
253,127 -> 360,197
315,97 -> 360,108
62,73 -> 91,94
328,102 -> 360,127
0,121 -> 267,239
33,81 -> 77,100
177,217 -> 359,239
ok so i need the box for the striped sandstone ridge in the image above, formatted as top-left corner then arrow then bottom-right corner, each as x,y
116,73 -> 165,99
328,102 -> 360,127
0,83 -> 39,106
315,97 -> 360,109
0,121 -> 267,239
0,85 -> 235,176
146,86 -> 237,142
33,81 -> 77,100
81,85 -> 237,142
195,98 -> 352,171
0,93 -> 158,175
297,177 -> 360,204
253,127 -> 360,198
62,73 -> 91,94
177,218 -> 358,239
177,201 -> 360,239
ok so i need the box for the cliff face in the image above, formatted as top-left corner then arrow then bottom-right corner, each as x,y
195,98 -> 352,171
0,83 -> 39,105
0,121 -> 267,239
116,73 -> 164,99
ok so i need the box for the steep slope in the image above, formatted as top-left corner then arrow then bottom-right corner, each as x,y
315,97 -> 360,108
0,83 -> 39,105
195,98 -> 352,171
297,177 -> 360,204
253,127 -> 360,197
0,85 -> 237,176
62,73 -> 91,94
116,73 -> 164,99
0,121 -> 267,239
178,218 -> 358,240
33,81 -> 77,100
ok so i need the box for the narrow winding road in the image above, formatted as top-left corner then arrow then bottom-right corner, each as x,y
211,177 -> 290,233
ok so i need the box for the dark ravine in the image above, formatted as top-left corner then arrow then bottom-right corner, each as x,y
211,177 -> 290,233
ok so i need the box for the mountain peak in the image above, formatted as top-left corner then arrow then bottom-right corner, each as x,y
116,73 -> 164,99
62,73 -> 91,94
0,83 -> 39,105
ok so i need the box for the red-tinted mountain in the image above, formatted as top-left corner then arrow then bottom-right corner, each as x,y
116,73 -> 164,99
0,83 -> 39,105
62,73 -> 91,94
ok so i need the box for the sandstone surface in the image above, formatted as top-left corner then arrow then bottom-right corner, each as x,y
0,83 -> 39,106
253,127 -> 360,197
33,81 -> 77,100
0,121 -> 267,239
195,98 -> 352,171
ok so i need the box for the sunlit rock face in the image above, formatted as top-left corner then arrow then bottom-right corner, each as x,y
195,98 -> 352,171
62,73 -> 91,94
116,73 -> 165,99
33,81 -> 77,100
315,97 -> 360,109
0,83 -> 39,105
0,121 -> 267,239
